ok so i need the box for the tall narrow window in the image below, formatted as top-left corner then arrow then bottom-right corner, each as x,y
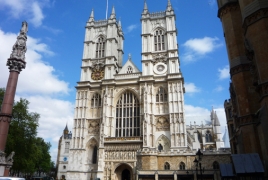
116,91 -> 140,137
96,37 -> 105,58
205,130 -> 212,142
156,87 -> 167,103
64,142 -> 70,153
91,93 -> 102,108
164,162 -> 170,170
92,146 -> 98,164
154,29 -> 165,51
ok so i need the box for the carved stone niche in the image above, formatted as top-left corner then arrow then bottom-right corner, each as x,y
88,120 -> 99,134
156,117 -> 170,131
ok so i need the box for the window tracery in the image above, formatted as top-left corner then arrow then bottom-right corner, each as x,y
154,29 -> 165,51
179,162 -> 186,170
91,93 -> 102,108
126,66 -> 133,74
156,87 -> 168,103
164,162 -> 170,170
116,91 -> 140,137
96,36 -> 105,58
206,130 -> 213,142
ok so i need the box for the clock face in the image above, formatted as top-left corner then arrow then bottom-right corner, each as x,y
63,157 -> 67,161
153,62 -> 167,75
91,69 -> 104,80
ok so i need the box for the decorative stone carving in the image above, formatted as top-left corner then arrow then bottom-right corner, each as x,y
156,117 -> 170,131
88,121 -> 99,134
10,21 -> 28,61
152,53 -> 167,65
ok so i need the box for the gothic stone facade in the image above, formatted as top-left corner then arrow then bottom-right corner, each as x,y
56,1 -> 231,180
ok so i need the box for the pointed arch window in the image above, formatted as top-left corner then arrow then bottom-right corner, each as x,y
156,87 -> 168,103
92,145 -> 98,164
179,162 -> 186,170
91,93 -> 102,108
164,162 -> 170,170
205,130 -> 213,142
96,37 -> 105,58
126,66 -> 133,74
116,91 -> 140,137
154,29 -> 165,51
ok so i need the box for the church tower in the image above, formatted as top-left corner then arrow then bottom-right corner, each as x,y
140,0 -> 186,150
66,1 -> 187,180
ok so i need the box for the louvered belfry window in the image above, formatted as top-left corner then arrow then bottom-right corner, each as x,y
116,91 -> 140,137
154,29 -> 165,51
96,37 -> 105,58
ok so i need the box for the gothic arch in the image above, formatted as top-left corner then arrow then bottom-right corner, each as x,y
86,137 -> 98,148
93,34 -> 107,42
113,88 -> 140,106
86,138 -> 98,165
150,26 -> 166,35
156,134 -> 171,152
114,163 -> 133,180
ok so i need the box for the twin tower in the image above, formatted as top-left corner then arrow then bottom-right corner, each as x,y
62,1 -> 189,180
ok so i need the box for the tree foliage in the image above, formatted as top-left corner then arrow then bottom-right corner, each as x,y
0,88 -> 53,175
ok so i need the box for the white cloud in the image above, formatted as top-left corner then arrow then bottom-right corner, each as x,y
0,29 -> 69,95
182,36 -> 222,62
214,85 -> 223,92
184,82 -> 201,94
0,0 -> 46,27
218,65 -> 230,80
126,24 -> 138,33
0,29 -> 72,162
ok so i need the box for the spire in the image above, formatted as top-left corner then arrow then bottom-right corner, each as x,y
214,111 -> 221,126
166,0 -> 173,11
118,18 -> 122,31
109,6 -> 116,19
89,9 -> 94,22
143,0 -> 149,14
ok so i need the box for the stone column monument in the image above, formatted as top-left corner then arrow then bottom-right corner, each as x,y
0,21 -> 28,176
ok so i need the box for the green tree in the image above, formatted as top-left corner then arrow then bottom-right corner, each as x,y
0,88 -> 52,176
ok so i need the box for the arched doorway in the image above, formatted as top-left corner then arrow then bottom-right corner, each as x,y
121,169 -> 130,180
114,163 -> 133,180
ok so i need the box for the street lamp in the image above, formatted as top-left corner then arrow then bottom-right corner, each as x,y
193,149 -> 204,180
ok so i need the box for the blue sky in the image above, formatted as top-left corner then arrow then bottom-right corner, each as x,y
0,0 -> 230,162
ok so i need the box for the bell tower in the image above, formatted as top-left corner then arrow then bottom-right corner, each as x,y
140,0 -> 187,150
81,7 -> 124,82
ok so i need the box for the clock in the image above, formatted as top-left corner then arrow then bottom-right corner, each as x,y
91,69 -> 104,80
63,157 -> 67,161
153,62 -> 167,75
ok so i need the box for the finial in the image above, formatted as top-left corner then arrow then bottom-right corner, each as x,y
166,0 -> 173,11
143,0 -> 149,14
128,53 -> 132,60
89,9 -> 94,22
109,5 -> 116,19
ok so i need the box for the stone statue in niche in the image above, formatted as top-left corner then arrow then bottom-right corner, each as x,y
156,117 -> 170,131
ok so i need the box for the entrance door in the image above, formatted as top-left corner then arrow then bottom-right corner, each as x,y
121,169 -> 131,180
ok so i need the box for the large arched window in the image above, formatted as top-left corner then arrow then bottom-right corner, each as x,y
164,162 -> 170,170
206,130 -> 213,142
156,87 -> 168,103
96,37 -> 105,58
91,93 -> 102,108
116,91 -> 140,137
154,29 -> 165,51
179,162 -> 186,170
